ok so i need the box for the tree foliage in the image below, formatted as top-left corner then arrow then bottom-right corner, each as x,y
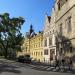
0,13 -> 25,58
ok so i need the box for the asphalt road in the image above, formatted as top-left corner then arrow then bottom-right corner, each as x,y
0,59 -> 75,75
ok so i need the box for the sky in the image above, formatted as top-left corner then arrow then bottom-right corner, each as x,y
0,0 -> 54,35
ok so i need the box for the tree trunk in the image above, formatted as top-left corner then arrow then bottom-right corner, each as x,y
4,48 -> 8,58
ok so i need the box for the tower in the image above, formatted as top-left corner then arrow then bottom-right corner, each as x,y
29,24 -> 34,36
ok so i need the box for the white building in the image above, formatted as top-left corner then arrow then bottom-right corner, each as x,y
43,15 -> 51,63
43,8 -> 56,63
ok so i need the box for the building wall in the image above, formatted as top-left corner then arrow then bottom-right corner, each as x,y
17,33 -> 43,62
55,0 -> 75,67
43,15 -> 50,63
55,0 -> 75,21
30,33 -> 43,62
49,8 -> 56,62
17,0 -> 75,66
43,10 -> 56,63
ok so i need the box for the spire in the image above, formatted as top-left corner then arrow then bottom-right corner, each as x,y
29,24 -> 34,35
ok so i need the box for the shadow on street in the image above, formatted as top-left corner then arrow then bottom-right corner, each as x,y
25,62 -> 75,74
0,60 -> 21,74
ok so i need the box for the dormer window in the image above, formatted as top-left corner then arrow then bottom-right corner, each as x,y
57,0 -> 68,10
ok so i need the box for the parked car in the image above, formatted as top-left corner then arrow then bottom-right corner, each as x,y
31,59 -> 38,64
24,55 -> 31,63
17,55 -> 31,63
17,55 -> 25,63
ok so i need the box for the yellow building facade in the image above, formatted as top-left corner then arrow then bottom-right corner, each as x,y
30,32 -> 43,62
17,32 -> 43,62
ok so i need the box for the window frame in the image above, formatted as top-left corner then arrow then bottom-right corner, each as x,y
44,38 -> 47,47
44,49 -> 48,55
65,16 -> 72,33
49,37 -> 52,46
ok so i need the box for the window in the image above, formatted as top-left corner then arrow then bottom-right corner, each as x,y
44,49 -> 48,55
59,23 -> 62,35
70,46 -> 72,53
53,30 -> 54,33
39,42 -> 40,47
41,40 -> 43,47
65,16 -> 72,32
36,52 -> 37,56
44,39 -> 47,47
39,38 -> 40,41
49,37 -> 52,46
58,0 -> 68,10
68,17 -> 72,32
25,47 -> 27,52
36,44 -> 37,47
50,49 -> 55,60
41,52 -> 43,56
34,52 -> 35,55
50,31 -> 51,34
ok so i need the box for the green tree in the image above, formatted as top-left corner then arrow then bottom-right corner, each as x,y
0,13 -> 25,58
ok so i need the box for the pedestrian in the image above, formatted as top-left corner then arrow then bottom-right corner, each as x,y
69,58 -> 73,71
55,56 -> 60,69
60,58 -> 65,71
62,59 -> 65,68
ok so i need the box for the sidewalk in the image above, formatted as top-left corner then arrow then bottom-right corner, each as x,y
0,58 -> 16,63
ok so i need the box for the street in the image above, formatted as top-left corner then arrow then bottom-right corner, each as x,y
0,59 -> 75,75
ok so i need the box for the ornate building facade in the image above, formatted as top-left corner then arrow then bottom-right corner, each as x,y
43,15 -> 51,63
18,25 -> 43,62
54,0 -> 75,67
43,8 -> 56,63
18,0 -> 75,67
30,32 -> 43,62
43,0 -> 75,66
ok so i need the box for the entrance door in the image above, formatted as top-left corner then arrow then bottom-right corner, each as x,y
50,49 -> 55,61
